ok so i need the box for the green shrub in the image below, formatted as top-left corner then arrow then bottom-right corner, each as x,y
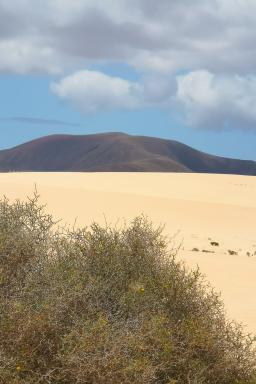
0,193 -> 255,383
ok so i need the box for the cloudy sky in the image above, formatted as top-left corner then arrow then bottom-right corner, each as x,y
0,0 -> 256,159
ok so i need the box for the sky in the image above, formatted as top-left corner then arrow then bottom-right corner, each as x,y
0,0 -> 256,160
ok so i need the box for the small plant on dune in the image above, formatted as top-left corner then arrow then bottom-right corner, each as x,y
228,250 -> 238,256
0,193 -> 256,384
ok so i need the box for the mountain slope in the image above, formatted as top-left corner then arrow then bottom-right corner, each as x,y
0,132 -> 255,175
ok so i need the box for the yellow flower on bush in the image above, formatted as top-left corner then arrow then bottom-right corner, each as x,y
129,282 -> 145,294
16,365 -> 22,372
99,316 -> 108,326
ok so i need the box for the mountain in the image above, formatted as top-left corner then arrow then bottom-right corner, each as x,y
0,132 -> 255,175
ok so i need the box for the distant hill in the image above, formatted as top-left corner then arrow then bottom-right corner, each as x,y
0,132 -> 255,175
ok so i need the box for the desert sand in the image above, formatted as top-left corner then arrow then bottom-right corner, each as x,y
0,172 -> 256,333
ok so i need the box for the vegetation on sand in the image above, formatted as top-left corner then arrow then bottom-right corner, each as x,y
0,193 -> 255,383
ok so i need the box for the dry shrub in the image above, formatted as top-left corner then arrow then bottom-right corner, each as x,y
0,193 -> 255,384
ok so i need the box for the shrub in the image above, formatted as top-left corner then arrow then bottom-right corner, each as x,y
0,193 -> 255,383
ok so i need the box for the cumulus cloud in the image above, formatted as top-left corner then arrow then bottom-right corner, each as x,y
1,0 -> 256,74
0,39 -> 61,74
1,0 -> 256,131
51,68 -> 256,131
51,70 -> 143,113
177,70 -> 256,130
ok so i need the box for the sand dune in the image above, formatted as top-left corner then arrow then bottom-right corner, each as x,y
0,172 -> 256,333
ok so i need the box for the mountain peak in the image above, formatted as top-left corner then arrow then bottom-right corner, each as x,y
0,132 -> 255,175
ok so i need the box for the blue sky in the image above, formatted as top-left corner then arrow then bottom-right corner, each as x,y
0,0 -> 256,160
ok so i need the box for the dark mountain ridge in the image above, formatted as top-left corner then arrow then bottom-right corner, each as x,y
0,132 -> 255,175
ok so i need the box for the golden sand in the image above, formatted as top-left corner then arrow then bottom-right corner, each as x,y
1,172 -> 255,333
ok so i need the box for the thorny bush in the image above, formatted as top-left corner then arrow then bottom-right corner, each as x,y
0,193 -> 255,384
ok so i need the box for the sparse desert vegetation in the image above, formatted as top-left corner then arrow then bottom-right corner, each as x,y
0,193 -> 256,384
228,250 -> 238,256
202,249 -> 215,254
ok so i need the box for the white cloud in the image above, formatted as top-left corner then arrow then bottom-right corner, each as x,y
0,39 -> 61,74
1,0 -> 256,75
51,68 -> 256,131
1,0 -> 256,131
51,70 -> 256,130
50,69 -> 179,113
177,70 -> 256,130
51,70 -> 142,113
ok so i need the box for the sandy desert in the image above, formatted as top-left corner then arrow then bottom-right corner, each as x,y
1,172 -> 256,333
